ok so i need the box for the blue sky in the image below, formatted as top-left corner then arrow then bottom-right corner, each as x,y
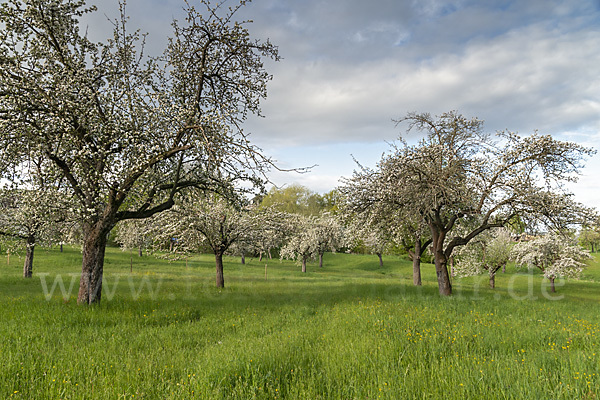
87,0 -> 600,208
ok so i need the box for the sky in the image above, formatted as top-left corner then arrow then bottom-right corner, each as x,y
86,0 -> 600,209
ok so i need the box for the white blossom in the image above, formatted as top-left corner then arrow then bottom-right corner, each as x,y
512,233 -> 592,291
0,0 -> 279,303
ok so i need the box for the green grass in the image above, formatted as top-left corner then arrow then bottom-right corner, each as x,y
1,247 -> 599,399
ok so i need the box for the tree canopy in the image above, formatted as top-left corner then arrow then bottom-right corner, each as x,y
512,233 -> 591,292
0,0 -> 279,303
259,184 -> 325,216
341,111 -> 595,295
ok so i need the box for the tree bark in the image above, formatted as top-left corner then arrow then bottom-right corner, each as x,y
319,252 -> 323,268
259,252 -> 263,262
377,253 -> 383,267
23,235 -> 35,278
301,257 -> 307,273
215,251 -> 225,288
489,272 -> 495,289
550,277 -> 555,293
77,224 -> 110,304
60,243 -> 63,252
138,246 -> 143,257
433,255 -> 452,295
241,253 -> 246,265
431,230 -> 452,296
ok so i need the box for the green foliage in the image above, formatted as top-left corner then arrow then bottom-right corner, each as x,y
1,247 -> 599,398
321,189 -> 343,215
260,184 -> 325,216
579,225 -> 600,253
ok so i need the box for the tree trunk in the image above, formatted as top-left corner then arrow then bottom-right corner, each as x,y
77,224 -> 110,305
138,246 -> 143,257
302,257 -> 307,273
259,251 -> 263,262
23,235 -> 35,278
215,251 -> 225,288
434,256 -> 452,295
412,240 -> 422,286
489,272 -> 495,289
60,243 -> 63,253
319,252 -> 323,268
431,230 -> 452,296
550,277 -> 555,293
241,253 -> 246,265
377,253 -> 383,267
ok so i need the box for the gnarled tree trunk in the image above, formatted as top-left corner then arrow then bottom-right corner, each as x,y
301,257 -> 307,273
77,223 -> 111,304
377,253 -> 383,267
431,230 -> 452,296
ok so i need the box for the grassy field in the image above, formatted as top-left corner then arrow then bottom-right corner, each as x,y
1,246 -> 599,399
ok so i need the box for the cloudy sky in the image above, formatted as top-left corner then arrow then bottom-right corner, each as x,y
88,0 -> 600,208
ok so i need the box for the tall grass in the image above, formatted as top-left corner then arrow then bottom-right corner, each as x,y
1,247 -> 599,399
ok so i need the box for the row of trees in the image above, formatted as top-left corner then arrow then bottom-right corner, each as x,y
86,195 -> 333,287
1,1 -> 596,303
2,180 -> 593,296
452,228 -> 591,292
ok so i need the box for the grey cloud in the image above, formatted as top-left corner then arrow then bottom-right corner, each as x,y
73,0 -> 599,205
242,0 -> 600,147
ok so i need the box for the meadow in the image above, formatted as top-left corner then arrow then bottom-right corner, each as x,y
1,246 -> 599,399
